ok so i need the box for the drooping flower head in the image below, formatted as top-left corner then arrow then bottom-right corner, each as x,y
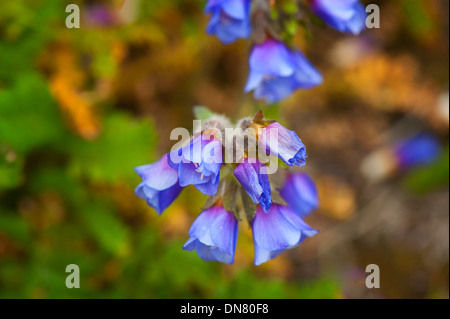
234,158 -> 272,213
393,133 -> 442,170
184,204 -> 238,264
311,0 -> 367,35
249,113 -> 307,167
280,172 -> 319,218
252,204 -> 318,266
134,153 -> 183,215
245,39 -> 323,103
205,0 -> 252,44
134,108 -> 320,266
169,131 -> 223,196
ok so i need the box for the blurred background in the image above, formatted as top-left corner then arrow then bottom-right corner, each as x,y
0,0 -> 448,299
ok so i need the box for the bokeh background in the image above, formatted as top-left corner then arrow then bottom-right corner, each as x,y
0,0 -> 448,299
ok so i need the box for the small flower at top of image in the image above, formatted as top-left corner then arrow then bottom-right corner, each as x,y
205,0 -> 252,44
245,39 -> 323,103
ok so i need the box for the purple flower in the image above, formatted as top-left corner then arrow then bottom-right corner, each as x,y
311,0 -> 367,35
258,121 -> 307,166
394,133 -> 441,170
169,133 -> 223,196
184,205 -> 238,264
234,158 -> 272,213
252,204 -> 318,266
280,173 -> 319,218
134,154 -> 183,215
245,39 -> 322,103
205,0 -> 252,44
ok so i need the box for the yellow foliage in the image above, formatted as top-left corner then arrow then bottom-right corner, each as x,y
48,47 -> 100,139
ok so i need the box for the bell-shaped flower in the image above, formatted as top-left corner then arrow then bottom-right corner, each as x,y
257,121 -> 307,167
134,154 -> 183,215
169,133 -> 223,196
183,205 -> 238,264
252,204 -> 318,266
280,173 -> 319,218
245,39 -> 322,103
394,133 -> 441,170
311,0 -> 367,35
234,158 -> 272,213
205,0 -> 252,44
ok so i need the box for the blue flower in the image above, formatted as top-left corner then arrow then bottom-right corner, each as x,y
311,0 -> 367,35
134,153 -> 183,215
205,0 -> 252,44
245,39 -> 322,103
234,158 -> 272,213
394,133 -> 441,170
184,205 -> 238,264
169,133 -> 223,196
252,204 -> 318,266
280,173 -> 319,218
258,121 -> 307,166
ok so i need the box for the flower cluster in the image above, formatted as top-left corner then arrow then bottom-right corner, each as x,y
133,0 -> 370,266
204,0 -> 367,103
135,111 -> 319,265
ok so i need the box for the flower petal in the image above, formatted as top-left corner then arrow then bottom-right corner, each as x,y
280,173 -> 319,217
252,205 -> 301,251
205,0 -> 251,44
134,182 -> 183,215
222,0 -> 250,20
184,206 -> 237,264
259,122 -> 307,166
134,154 -> 179,191
394,133 -> 441,169
194,173 -> 220,196
279,205 -> 319,238
210,208 -> 238,257
311,0 -> 367,35
245,70 -> 265,92
291,51 -> 323,88
187,208 -> 217,246
253,245 -> 284,266
234,159 -> 272,213
178,162 -> 210,187
249,40 -> 296,77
